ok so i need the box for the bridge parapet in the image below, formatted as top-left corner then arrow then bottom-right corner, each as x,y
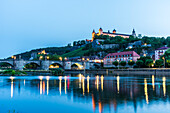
0,60 -> 95,70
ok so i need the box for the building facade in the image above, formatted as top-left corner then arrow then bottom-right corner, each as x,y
155,47 -> 169,60
92,28 -> 136,41
104,51 -> 140,67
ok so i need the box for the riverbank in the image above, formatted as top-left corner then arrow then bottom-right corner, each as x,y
65,68 -> 170,76
1,68 -> 170,76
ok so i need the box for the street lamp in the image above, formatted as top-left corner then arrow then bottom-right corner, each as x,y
117,59 -> 119,69
39,56 -> 43,60
11,56 -> 16,69
162,57 -> 165,68
59,57 -> 62,61
46,56 -> 50,60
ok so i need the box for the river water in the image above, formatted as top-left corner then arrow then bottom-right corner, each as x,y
0,74 -> 169,113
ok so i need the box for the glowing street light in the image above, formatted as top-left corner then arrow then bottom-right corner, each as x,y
39,56 -> 43,60
59,57 -> 62,61
162,57 -> 165,68
46,56 -> 50,60
117,59 -> 120,69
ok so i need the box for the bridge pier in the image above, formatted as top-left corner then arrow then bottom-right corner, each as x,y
65,61 -> 71,69
15,60 -> 24,70
41,60 -> 50,70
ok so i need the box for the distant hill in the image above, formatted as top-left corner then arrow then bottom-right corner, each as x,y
8,46 -> 78,60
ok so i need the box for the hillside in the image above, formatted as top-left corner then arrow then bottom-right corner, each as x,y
62,47 -> 90,57
8,46 -> 77,60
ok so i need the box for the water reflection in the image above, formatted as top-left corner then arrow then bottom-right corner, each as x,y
163,77 -> 166,96
144,78 -> 149,104
1,74 -> 170,113
10,77 -> 14,98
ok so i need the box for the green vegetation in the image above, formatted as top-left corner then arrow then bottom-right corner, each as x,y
119,61 -> 126,68
8,46 -> 73,60
25,63 -> 39,69
112,61 -> 119,67
136,60 -> 144,68
51,68 -> 64,76
136,56 -> 152,68
62,47 -> 90,57
73,40 -> 86,46
155,59 -> 163,68
161,48 -> 170,67
128,60 -> 135,68
2,69 -> 27,75
145,59 -> 153,68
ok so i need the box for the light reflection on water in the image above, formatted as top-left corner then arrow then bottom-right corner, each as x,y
0,74 -> 170,113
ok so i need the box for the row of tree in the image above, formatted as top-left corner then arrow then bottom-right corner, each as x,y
112,56 -> 170,68
73,40 -> 86,46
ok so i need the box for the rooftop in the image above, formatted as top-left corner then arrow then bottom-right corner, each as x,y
156,47 -> 169,50
104,51 -> 140,58
103,32 -> 131,36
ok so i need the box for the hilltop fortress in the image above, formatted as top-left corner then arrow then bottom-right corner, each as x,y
92,28 -> 136,41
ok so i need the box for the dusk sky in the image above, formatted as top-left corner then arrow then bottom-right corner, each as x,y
1,0 -> 170,58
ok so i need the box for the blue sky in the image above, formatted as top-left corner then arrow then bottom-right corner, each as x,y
0,0 -> 170,58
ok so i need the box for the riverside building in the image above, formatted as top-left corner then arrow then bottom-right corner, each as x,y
103,51 -> 140,67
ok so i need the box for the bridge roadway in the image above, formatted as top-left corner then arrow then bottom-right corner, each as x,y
0,59 -> 97,70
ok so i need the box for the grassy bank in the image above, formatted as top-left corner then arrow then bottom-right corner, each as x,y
0,69 -> 27,76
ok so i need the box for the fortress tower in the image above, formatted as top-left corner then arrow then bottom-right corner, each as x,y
113,29 -> 116,33
132,29 -> 136,37
92,29 -> 95,41
99,27 -> 103,35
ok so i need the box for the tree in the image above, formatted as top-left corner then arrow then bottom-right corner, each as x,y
128,60 -> 135,68
137,56 -> 152,67
136,60 -> 144,68
155,59 -> 163,68
81,40 -> 86,45
145,59 -> 153,68
73,41 -> 77,46
161,48 -> 170,67
67,43 -> 71,47
77,40 -> 81,46
119,61 -> 126,68
112,61 -> 119,68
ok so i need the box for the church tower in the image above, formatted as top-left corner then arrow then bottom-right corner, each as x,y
92,29 -> 95,41
132,29 -> 136,37
99,27 -> 103,35
113,29 -> 116,33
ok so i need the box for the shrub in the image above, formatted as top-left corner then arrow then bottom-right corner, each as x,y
119,61 -> 126,67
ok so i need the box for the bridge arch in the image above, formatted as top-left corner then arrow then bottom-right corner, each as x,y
71,63 -> 84,70
24,62 -> 40,69
0,62 -> 14,69
49,63 -> 63,69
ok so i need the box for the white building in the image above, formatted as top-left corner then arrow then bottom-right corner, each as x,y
155,47 -> 169,60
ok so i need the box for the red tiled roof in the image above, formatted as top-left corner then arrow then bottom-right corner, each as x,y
104,51 -> 140,58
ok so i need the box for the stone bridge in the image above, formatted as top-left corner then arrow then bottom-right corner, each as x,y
0,60 -> 99,70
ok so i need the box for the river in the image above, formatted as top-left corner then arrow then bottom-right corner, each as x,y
0,74 -> 169,113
